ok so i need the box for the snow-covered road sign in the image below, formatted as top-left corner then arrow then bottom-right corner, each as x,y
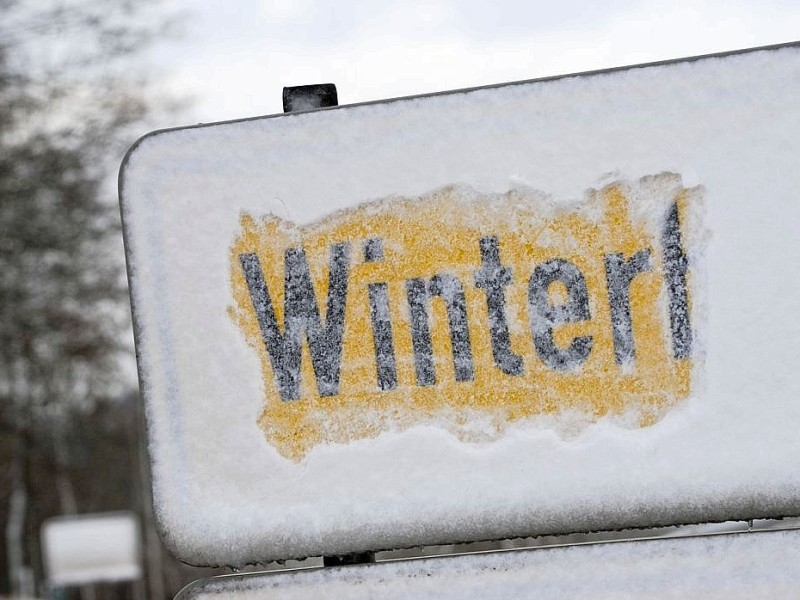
120,42 -> 800,566
176,527 -> 800,600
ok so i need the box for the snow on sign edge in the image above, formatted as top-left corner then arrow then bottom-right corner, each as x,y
118,41 -> 800,566
176,528 -> 800,600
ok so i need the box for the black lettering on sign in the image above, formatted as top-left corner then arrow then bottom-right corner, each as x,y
368,283 -> 398,391
363,237 -> 384,263
528,259 -> 594,371
429,273 -> 475,382
229,177 -> 701,460
406,273 -> 476,386
406,278 -> 435,386
604,250 -> 652,366
239,243 -> 350,401
474,236 -> 524,376
662,201 -> 692,359
365,238 -> 398,391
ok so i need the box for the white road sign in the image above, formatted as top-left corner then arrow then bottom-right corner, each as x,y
120,42 -> 800,566
41,512 -> 142,587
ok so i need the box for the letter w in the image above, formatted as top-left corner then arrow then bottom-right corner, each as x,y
240,243 -> 350,401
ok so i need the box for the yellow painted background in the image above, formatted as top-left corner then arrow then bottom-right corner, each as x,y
229,176 -> 696,461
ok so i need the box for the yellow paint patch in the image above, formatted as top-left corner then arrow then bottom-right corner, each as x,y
229,174 -> 699,460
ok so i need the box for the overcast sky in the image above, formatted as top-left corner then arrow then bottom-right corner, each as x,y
157,0 -> 800,125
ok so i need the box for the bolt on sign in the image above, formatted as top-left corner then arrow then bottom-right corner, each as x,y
120,42 -> 800,567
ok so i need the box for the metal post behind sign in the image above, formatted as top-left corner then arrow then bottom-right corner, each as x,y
283,84 -> 338,113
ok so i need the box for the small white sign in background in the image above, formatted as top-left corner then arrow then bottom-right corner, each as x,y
41,512 -> 142,588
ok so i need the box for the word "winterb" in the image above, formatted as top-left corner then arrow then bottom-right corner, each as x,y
229,174 -> 700,460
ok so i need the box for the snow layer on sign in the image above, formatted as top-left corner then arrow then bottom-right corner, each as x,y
178,528 -> 800,599
120,43 -> 800,566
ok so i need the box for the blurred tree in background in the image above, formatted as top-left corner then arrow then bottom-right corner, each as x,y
0,1 -> 221,598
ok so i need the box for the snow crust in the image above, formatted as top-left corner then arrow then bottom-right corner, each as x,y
120,44 -> 800,565
179,528 -> 800,599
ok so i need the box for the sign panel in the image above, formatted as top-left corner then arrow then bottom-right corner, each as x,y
177,528 -> 800,600
41,512 -> 142,587
120,42 -> 800,566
